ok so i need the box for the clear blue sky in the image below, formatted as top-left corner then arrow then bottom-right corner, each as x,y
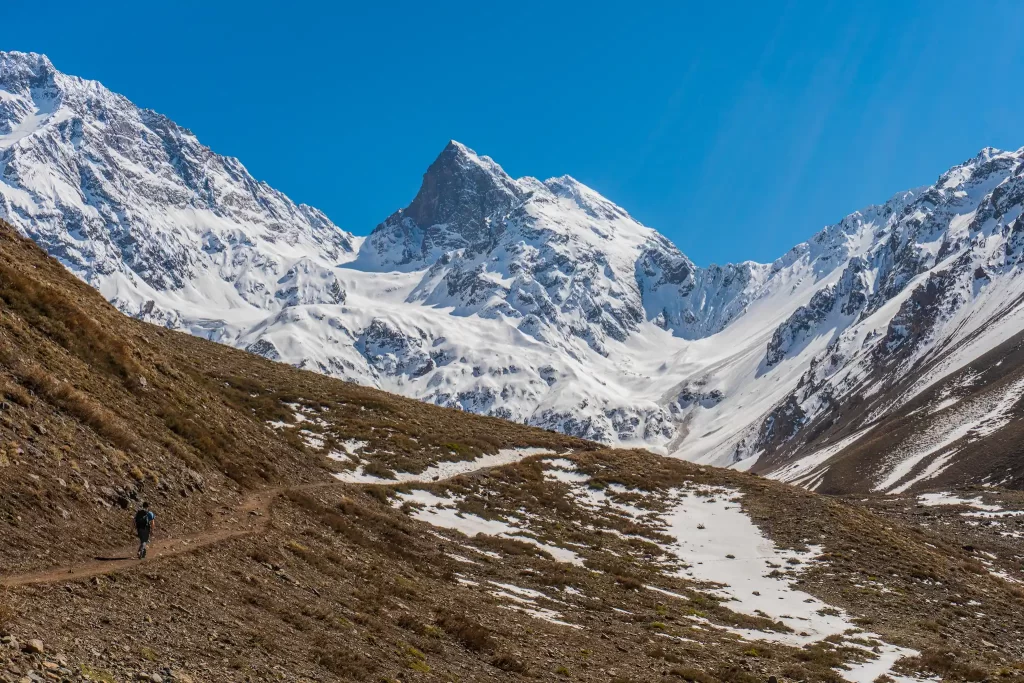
3,1 -> 1023,265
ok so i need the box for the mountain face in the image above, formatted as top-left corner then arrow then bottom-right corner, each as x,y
0,51 -> 354,330
3,51 -> 1024,493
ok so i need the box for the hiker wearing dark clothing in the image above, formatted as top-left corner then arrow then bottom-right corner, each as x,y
135,502 -> 156,559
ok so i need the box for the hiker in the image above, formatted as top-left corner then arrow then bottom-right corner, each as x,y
134,502 -> 156,559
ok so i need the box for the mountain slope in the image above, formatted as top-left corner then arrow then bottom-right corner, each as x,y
748,148 -> 1024,492
0,220 -> 1022,682
3,51 -> 1024,494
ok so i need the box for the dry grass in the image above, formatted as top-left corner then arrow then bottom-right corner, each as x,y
491,653 -> 529,673
435,610 -> 495,653
669,667 -> 719,683
314,647 -> 376,680
0,257 -> 142,385
901,648 -> 989,682
4,358 -> 137,451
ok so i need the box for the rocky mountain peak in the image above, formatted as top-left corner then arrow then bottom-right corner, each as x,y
404,140 -> 523,234
359,141 -> 526,269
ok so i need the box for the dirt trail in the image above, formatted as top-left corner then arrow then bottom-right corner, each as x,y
0,454 -> 529,589
0,485 -> 309,589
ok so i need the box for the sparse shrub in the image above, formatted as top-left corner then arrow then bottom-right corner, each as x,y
407,659 -> 430,673
715,664 -> 760,683
961,560 -> 986,575
492,654 -> 529,673
248,548 -> 274,565
243,592 -> 272,609
362,460 -> 396,480
397,613 -> 427,635
435,610 -> 495,652
474,534 -> 550,558
909,648 -> 989,682
286,540 -> 309,553
615,575 -> 643,591
0,379 -> 32,407
315,648 -> 376,680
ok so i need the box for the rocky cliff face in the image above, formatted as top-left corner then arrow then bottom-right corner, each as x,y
5,51 -> 1024,492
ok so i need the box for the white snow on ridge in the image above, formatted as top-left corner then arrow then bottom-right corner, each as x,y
335,447 -> 552,484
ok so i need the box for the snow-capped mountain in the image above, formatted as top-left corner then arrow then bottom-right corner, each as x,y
0,51 -> 354,332
3,50 -> 1024,492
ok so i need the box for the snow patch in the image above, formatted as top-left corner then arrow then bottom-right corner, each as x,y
336,447 -> 552,484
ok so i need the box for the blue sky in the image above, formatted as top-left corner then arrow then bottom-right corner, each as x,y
3,0 -> 1023,265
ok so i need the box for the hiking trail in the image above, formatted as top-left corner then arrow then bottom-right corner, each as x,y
0,452 -> 548,588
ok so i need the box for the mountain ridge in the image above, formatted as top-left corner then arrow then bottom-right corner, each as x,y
3,50 -> 1024,494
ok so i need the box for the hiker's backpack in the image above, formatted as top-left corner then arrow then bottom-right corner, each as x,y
135,509 -> 152,532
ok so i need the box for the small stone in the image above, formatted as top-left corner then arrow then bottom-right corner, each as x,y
23,640 -> 44,655
41,663 -> 58,671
